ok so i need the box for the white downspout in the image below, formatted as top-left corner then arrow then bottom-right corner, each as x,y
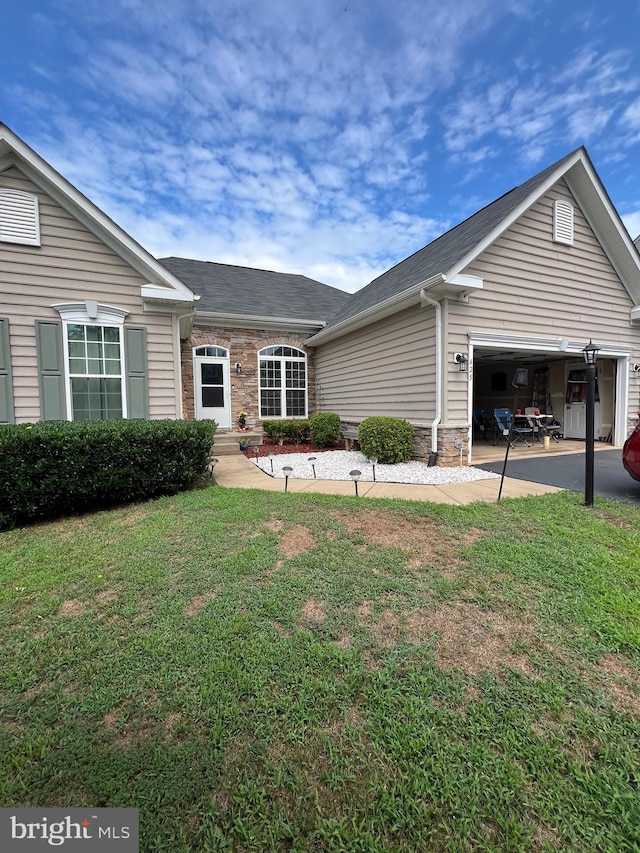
420,289 -> 442,459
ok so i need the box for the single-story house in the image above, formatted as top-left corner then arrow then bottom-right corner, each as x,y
2,122 -> 640,465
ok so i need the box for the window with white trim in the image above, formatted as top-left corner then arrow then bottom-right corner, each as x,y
0,188 -> 41,246
194,345 -> 229,357
258,345 -> 307,418
66,323 -> 124,420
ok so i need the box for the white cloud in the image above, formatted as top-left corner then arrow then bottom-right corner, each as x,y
6,0 -> 640,294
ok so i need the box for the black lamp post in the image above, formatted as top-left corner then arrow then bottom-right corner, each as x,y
583,340 -> 600,507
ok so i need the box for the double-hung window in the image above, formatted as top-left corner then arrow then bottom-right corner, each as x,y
66,323 -> 124,420
258,345 -> 307,418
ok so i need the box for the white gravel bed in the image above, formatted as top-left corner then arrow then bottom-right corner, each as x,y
252,450 -> 500,485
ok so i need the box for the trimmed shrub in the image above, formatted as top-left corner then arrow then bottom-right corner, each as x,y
262,419 -> 310,444
358,416 -> 414,464
0,418 -> 216,530
309,412 -> 341,448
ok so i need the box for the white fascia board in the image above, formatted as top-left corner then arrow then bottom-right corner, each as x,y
0,125 -> 196,303
445,150 -> 585,282
141,284 -> 197,303
194,311 -> 325,334
564,164 -> 640,305
469,330 -> 633,358
630,305 -> 640,322
306,274 -> 445,345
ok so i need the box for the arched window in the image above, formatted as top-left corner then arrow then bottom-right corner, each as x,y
194,345 -> 229,357
258,345 -> 307,418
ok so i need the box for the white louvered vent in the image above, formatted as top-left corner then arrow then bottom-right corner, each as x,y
0,189 -> 41,246
553,199 -> 574,245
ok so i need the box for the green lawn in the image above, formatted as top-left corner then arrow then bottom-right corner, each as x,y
1,486 -> 640,852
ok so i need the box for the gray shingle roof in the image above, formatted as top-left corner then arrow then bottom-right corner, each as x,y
158,257 -> 349,323
325,149 -> 582,330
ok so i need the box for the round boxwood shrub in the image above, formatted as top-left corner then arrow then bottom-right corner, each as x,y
358,416 -> 414,464
309,412 -> 341,448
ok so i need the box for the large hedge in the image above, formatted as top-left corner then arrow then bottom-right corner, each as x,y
358,416 -> 415,464
0,419 -> 217,530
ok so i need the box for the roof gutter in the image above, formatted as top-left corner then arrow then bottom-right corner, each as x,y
419,289 -> 442,459
306,273 -> 445,346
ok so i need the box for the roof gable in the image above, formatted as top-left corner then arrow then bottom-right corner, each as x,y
0,123 -> 195,305
312,148 -> 640,342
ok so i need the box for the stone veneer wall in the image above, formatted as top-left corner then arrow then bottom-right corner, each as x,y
340,420 -> 471,467
183,325 -> 316,427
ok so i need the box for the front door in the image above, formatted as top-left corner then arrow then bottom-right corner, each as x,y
194,356 -> 231,427
564,364 -> 600,439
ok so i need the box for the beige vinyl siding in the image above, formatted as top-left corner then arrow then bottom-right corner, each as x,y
314,305 -> 436,422
0,167 -> 179,422
446,179 -> 640,423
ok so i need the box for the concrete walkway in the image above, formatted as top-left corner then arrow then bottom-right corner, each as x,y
212,454 -> 562,505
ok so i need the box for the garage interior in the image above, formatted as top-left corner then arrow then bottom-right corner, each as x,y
470,349 -> 616,463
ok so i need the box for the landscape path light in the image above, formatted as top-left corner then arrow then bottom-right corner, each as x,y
282,465 -> 293,492
209,456 -> 219,478
308,456 -> 317,478
368,456 -> 378,481
349,469 -> 362,497
267,452 -> 274,474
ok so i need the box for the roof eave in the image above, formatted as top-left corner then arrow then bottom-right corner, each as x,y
306,273 -> 448,346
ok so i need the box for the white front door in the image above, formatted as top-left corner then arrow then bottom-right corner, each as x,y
564,364 -> 600,439
194,356 -> 231,427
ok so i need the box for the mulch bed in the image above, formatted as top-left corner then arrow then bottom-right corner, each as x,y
241,441 -> 346,459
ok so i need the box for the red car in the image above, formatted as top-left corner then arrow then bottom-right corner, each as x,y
623,413 -> 640,481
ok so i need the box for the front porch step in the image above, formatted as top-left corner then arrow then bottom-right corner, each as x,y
213,431 -> 263,456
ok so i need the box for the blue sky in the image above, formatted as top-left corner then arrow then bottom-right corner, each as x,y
2,0 -> 640,292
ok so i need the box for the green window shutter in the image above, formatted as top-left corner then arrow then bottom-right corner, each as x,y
124,326 -> 149,419
0,318 -> 15,423
35,320 -> 67,421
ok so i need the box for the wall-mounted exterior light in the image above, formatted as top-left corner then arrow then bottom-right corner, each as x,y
454,353 -> 469,372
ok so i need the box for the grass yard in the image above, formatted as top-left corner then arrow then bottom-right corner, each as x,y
1,486 -> 640,852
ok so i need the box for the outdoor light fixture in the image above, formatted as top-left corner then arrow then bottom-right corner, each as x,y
582,340 -> 600,507
498,367 -> 530,502
454,352 -> 469,372
282,465 -> 293,492
209,456 -> 219,477
308,456 -> 317,478
368,456 -> 378,481
267,452 -> 274,474
349,469 -> 362,497
235,362 -> 242,374
253,446 -> 260,461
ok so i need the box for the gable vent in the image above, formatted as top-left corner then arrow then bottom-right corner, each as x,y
553,199 -> 574,245
0,189 -> 41,246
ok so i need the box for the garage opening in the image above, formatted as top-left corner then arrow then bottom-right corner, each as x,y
470,348 -> 618,460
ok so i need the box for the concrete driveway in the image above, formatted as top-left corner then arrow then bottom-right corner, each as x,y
478,448 -> 640,506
